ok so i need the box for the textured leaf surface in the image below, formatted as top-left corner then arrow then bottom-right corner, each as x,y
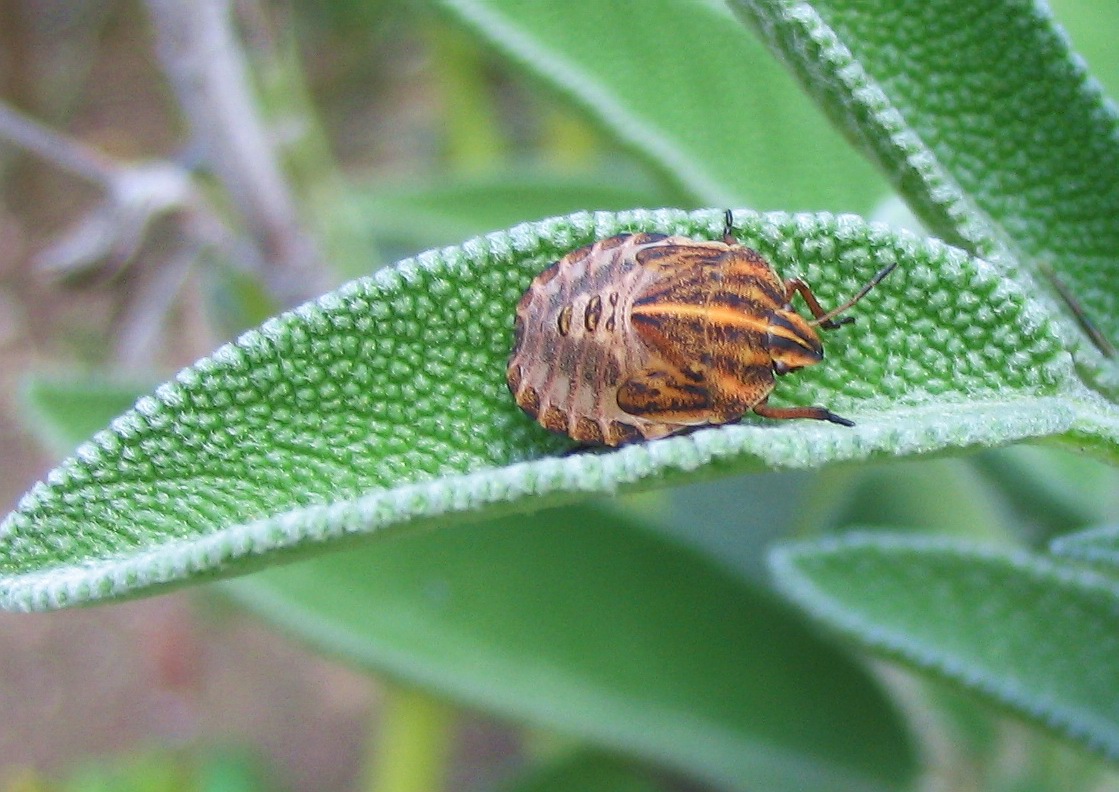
770,534 -> 1119,760
730,0 -> 1119,386
227,505 -> 916,792
434,0 -> 887,211
2,208 -> 1115,610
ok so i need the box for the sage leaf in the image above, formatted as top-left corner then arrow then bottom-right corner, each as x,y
1,209 -> 1113,610
770,533 -> 1119,760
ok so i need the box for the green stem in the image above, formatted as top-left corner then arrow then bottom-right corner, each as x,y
365,684 -> 458,792
428,21 -> 504,173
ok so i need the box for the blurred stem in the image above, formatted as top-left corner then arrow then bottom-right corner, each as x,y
428,22 -> 504,173
519,728 -> 578,764
540,107 -> 599,171
236,4 -> 340,193
366,684 -> 458,792
788,465 -> 860,538
0,99 -> 117,186
971,445 -> 1101,543
237,6 -> 382,276
144,0 -> 329,306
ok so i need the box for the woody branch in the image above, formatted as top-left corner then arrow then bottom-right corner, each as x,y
143,0 -> 329,306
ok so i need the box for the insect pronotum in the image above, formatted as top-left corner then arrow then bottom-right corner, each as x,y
507,211 -> 896,446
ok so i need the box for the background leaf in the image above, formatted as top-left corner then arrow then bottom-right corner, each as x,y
770,534 -> 1119,760
225,504 -> 917,792
15,355 -> 918,791
18,376 -> 154,457
353,169 -> 679,256
433,0 -> 889,211
493,752 -> 671,792
1051,524 -> 1119,567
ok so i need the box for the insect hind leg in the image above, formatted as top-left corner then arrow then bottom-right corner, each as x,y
753,398 -> 854,427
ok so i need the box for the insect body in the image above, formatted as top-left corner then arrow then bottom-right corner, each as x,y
507,212 -> 895,446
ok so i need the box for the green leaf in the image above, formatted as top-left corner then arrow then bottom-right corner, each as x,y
493,751 -> 670,792
972,445 -> 1119,544
18,376 -> 154,457
353,168 -> 679,254
15,362 -> 916,789
769,534 -> 1119,760
729,0 -> 1119,387
225,504 -> 916,792
2,208 -> 1115,610
433,0 -> 888,211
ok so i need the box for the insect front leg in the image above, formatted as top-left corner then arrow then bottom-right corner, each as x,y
782,278 -> 854,330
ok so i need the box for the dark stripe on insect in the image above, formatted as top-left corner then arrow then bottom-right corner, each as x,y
718,272 -> 784,306
607,420 -> 644,445
768,313 -> 820,350
629,308 -> 709,340
705,320 -> 765,349
767,333 -> 821,361
632,277 -> 709,309
710,350 -> 772,380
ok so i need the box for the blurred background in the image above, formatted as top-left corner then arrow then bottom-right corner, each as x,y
0,2 -> 609,789
2,1 -> 1119,790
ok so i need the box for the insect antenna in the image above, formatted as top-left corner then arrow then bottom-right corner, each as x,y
808,262 -> 898,328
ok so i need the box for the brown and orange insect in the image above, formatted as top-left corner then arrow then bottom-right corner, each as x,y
507,212 -> 895,446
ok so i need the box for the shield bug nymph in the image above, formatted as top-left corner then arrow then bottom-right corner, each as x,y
506,211 -> 896,446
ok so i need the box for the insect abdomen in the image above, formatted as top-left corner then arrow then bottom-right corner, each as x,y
507,233 -> 670,445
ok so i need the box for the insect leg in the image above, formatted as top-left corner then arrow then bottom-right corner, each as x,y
722,209 -> 736,245
782,278 -> 855,330
752,397 -> 854,427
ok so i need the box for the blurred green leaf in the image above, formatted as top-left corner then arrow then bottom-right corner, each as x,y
770,534 -> 1119,760
434,0 -> 888,211
353,169 -> 678,255
19,376 -> 153,457
828,458 -> 1006,539
227,503 -> 916,792
1048,0 -> 1119,100
493,751 -> 669,792
972,445 -> 1119,545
